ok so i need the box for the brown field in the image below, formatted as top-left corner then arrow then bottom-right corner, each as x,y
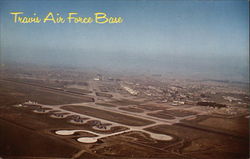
145,124 -> 249,159
65,87 -> 92,94
91,132 -> 180,158
161,109 -> 197,117
0,80 -> 94,105
62,105 -> 154,126
119,106 -> 144,113
197,116 -> 249,136
147,111 -> 176,119
0,119 -> 79,158
7,78 -> 65,88
122,131 -> 180,149
137,105 -> 165,111
96,92 -> 113,98
109,99 -> 142,106
95,102 -> 117,107
147,109 -> 197,120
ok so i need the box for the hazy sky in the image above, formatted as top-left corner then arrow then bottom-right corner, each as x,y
0,0 -> 249,80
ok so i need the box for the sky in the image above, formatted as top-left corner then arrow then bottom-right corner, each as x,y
0,0 -> 249,81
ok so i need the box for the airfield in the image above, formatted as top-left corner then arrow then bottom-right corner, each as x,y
0,66 -> 249,159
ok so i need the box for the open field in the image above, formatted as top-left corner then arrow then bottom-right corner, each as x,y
109,99 -> 143,106
96,92 -> 113,98
198,117 -> 248,135
62,105 -> 154,126
138,104 -> 165,111
119,106 -> 144,113
181,115 -> 249,137
0,119 -> 79,158
145,123 -> 249,159
147,111 -> 176,119
95,103 -> 117,107
0,79 -> 94,105
162,110 -> 197,117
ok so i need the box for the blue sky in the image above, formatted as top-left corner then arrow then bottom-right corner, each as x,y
0,0 -> 249,80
